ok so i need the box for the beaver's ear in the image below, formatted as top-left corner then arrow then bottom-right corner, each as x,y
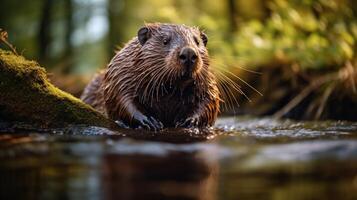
200,32 -> 208,46
138,27 -> 151,45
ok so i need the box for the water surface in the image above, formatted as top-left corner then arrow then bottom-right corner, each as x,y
0,117 -> 356,200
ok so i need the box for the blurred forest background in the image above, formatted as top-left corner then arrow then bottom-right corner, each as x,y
1,0 -> 356,120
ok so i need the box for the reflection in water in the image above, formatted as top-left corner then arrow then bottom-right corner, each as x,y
0,117 -> 357,200
0,135 -> 103,200
218,140 -> 357,200
103,142 -> 218,200
0,136 -> 219,200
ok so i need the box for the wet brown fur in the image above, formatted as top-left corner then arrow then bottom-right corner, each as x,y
81,23 -> 220,129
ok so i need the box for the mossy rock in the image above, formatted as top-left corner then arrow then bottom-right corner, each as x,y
0,50 -> 116,129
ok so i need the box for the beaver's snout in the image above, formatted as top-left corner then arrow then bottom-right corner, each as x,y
179,47 -> 198,74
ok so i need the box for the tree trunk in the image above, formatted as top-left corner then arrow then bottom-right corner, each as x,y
62,0 -> 74,74
0,50 -> 116,129
107,0 -> 131,58
227,0 -> 238,32
38,0 -> 53,62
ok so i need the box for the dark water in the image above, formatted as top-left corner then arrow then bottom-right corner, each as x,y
0,117 -> 357,200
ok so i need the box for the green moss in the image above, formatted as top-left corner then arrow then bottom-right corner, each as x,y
0,50 -> 116,129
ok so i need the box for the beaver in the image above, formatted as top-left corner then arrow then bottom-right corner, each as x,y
81,23 -> 220,130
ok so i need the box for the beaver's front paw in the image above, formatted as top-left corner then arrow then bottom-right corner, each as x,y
133,113 -> 163,131
175,116 -> 199,128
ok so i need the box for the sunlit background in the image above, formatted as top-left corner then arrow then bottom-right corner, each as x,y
1,0 -> 356,119
1,2 -> 357,199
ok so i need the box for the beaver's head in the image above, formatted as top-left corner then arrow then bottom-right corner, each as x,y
136,23 -> 209,81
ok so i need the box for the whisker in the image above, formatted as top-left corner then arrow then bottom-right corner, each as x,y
200,67 -> 239,111
214,70 -> 241,109
214,64 -> 263,96
211,58 -> 262,75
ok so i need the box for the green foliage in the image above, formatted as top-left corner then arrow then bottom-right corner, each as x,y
233,0 -> 357,69
1,0 -> 356,72
129,0 -> 356,70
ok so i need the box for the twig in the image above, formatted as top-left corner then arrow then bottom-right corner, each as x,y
344,61 -> 356,93
273,73 -> 337,119
0,28 -> 18,55
314,83 -> 335,119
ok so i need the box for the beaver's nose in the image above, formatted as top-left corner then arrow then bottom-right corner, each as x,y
179,47 -> 197,70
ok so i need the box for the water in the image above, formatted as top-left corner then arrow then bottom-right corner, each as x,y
0,117 -> 357,200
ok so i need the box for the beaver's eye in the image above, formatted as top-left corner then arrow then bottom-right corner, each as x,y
194,36 -> 200,46
163,37 -> 170,45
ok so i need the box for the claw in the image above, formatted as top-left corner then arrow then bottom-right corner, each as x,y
133,112 -> 163,131
149,116 -> 163,130
141,117 -> 154,130
115,120 -> 130,129
176,116 -> 199,128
